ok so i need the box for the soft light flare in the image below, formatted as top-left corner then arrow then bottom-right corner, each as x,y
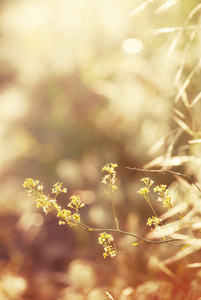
123,38 -> 143,54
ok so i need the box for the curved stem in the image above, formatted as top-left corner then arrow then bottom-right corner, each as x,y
127,167 -> 201,193
147,195 -> 158,218
117,241 -> 143,254
77,222 -> 181,244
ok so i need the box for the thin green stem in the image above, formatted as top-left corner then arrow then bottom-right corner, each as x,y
117,241 -> 144,254
110,182 -> 119,230
146,195 -> 158,218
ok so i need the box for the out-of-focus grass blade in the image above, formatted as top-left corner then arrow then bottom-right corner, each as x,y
188,3 -> 201,20
167,30 -> 183,57
143,156 -> 164,169
160,202 -> 188,221
188,139 -> 201,144
173,116 -> 194,136
144,155 -> 201,169
190,92 -> 201,107
187,263 -> 201,268
155,0 -> 178,15
175,59 -> 201,103
150,25 -> 201,35
164,129 -> 183,167
149,255 -> 180,282
162,241 -> 201,266
167,4 -> 201,57
105,291 -> 115,300
147,128 -> 182,157
128,0 -> 155,17
174,109 -> 185,119
174,30 -> 196,84
147,220 -> 188,239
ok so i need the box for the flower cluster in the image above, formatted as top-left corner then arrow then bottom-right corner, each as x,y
98,232 -> 116,258
147,216 -> 162,229
102,163 -> 119,230
36,195 -> 61,214
22,178 -> 84,225
57,209 -> 81,226
154,185 -> 173,209
68,195 -> 85,212
137,177 -> 154,200
22,178 -> 40,194
102,163 -> 118,192
137,178 -> 173,234
52,182 -> 67,195
140,177 -> 154,188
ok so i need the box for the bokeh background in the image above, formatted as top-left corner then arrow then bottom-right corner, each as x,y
0,0 -> 201,299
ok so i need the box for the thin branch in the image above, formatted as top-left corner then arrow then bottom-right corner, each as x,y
117,241 -> 144,254
78,222 -> 181,244
127,167 -> 201,193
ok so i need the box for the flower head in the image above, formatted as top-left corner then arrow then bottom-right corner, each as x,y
102,163 -> 118,191
147,216 -> 162,228
98,232 -> 116,258
57,209 -> 72,225
137,178 -> 154,200
68,195 -> 85,212
137,187 -> 150,198
52,182 -> 67,194
154,185 -> 173,209
22,178 -> 39,194
140,177 -> 154,188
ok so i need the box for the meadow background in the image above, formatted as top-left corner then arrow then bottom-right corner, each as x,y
0,0 -> 201,299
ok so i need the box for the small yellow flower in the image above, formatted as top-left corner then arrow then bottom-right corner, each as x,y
22,178 -> 39,188
57,209 -> 81,226
140,177 -> 154,188
72,213 -> 80,223
68,195 -> 85,211
137,178 -> 155,200
163,197 -> 173,209
102,163 -> 118,174
58,221 -> 66,225
102,163 -> 118,191
52,182 -> 67,194
103,246 -> 116,258
153,185 -> 167,194
154,185 -> 173,209
147,216 -> 162,228
35,195 -> 59,214
102,174 -> 110,185
98,232 -> 116,258
37,184 -> 43,192
137,187 -> 150,198
57,209 -> 72,225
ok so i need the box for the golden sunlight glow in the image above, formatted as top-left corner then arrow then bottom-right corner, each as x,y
30,213 -> 44,227
123,38 -> 143,54
0,87 -> 28,120
1,274 -> 27,297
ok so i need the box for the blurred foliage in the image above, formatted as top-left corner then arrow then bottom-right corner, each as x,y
0,0 -> 201,299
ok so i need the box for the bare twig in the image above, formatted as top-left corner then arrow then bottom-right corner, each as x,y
126,167 -> 201,193
79,222 -> 181,244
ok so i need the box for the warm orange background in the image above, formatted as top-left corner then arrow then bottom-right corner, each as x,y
0,1 -> 201,299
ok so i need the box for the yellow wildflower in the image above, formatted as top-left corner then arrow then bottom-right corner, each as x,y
98,232 -> 116,258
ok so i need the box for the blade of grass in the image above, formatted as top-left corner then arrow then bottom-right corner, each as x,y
174,30 -> 196,85
154,0 -> 179,15
190,91 -> 201,107
128,0 -> 155,17
173,116 -> 194,135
